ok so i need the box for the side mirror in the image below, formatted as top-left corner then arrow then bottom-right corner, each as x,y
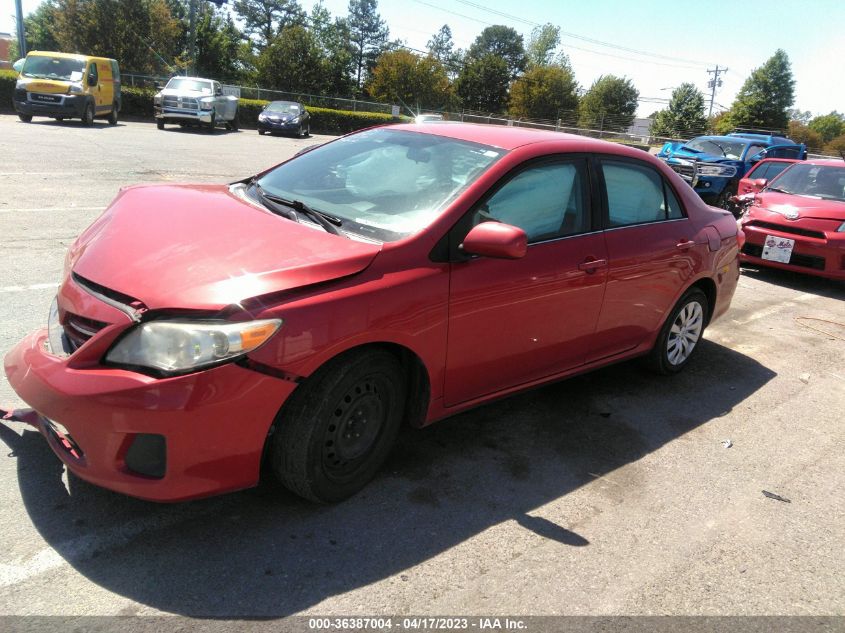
87,73 -> 97,87
461,222 -> 527,260
753,178 -> 768,190
12,58 -> 24,73
154,82 -> 163,90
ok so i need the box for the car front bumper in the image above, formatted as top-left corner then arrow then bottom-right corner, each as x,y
155,106 -> 214,124
4,330 -> 297,501
14,92 -> 89,118
257,118 -> 302,133
740,221 -> 845,280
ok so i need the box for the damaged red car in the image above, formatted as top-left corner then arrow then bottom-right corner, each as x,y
740,159 -> 845,279
4,124 -> 742,503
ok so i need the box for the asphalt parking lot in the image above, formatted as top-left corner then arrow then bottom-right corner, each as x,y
0,114 -> 843,618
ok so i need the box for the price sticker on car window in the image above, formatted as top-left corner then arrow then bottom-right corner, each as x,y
762,235 -> 795,263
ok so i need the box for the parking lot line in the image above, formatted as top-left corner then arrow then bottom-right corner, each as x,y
0,206 -> 106,213
0,283 -> 59,294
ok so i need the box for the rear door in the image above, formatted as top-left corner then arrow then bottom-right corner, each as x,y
444,156 -> 608,406
587,156 -> 700,363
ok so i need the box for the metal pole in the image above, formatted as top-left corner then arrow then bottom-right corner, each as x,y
707,65 -> 727,120
15,0 -> 26,58
188,0 -> 198,76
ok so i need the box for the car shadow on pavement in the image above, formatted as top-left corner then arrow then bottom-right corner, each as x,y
1,340 -> 775,617
740,265 -> 845,300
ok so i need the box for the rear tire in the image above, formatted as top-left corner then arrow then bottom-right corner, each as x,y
107,104 -> 118,125
270,349 -> 406,503
157,119 -> 165,130
258,129 -> 265,135
227,112 -> 239,131
82,102 -> 94,127
18,113 -> 32,123
646,288 -> 709,375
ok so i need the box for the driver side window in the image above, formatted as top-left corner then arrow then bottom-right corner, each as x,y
473,160 -> 590,243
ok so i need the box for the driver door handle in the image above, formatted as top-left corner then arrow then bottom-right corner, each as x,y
578,257 -> 608,273
676,239 -> 695,250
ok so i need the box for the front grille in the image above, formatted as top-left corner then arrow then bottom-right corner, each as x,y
742,243 -> 826,270
162,95 -> 199,111
745,220 -> 825,239
63,312 -> 108,351
30,93 -> 62,104
669,162 -> 695,181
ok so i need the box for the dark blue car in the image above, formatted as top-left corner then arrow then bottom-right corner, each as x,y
257,100 -> 311,137
657,133 -> 806,209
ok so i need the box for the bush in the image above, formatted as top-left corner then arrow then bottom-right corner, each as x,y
120,86 -> 156,118
1,70 -> 17,112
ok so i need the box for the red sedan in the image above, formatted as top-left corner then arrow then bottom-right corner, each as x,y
736,158 -> 799,196
740,159 -> 845,280
4,124 -> 742,503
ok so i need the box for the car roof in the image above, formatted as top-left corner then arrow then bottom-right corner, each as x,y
804,159 -> 845,168
386,122 -> 638,152
269,100 -> 300,105
28,50 -> 116,63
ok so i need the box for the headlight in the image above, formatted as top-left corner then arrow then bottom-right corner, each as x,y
696,164 -> 738,178
15,79 -> 28,90
153,93 -> 162,105
290,116 -> 300,123
199,99 -> 214,110
68,83 -> 84,94
105,319 -> 282,374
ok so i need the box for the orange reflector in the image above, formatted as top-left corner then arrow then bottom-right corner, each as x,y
239,322 -> 279,350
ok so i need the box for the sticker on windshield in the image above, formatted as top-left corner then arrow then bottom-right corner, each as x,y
70,71 -> 83,81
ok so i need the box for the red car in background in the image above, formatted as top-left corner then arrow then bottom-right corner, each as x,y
737,158 -> 799,196
740,159 -> 845,279
4,124 -> 742,503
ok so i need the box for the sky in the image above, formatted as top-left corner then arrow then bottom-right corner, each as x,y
4,0 -> 844,118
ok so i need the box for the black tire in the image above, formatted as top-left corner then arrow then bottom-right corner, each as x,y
82,102 -> 94,127
258,129 -> 265,135
304,122 -> 310,137
54,117 -> 64,121
157,119 -> 165,130
18,113 -> 32,123
227,112 -> 239,131
297,123 -> 305,138
107,104 -> 118,125
270,349 -> 406,503
646,288 -> 709,375
206,113 -> 216,133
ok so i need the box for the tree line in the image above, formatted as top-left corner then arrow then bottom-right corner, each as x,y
13,0 -> 843,150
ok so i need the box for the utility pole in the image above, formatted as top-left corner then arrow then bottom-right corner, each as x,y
707,65 -> 727,120
15,0 -> 26,58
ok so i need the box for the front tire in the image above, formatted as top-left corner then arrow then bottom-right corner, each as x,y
646,288 -> 708,375
270,349 -> 406,503
206,113 -> 216,133
18,114 -> 32,122
157,118 -> 165,130
107,104 -> 118,125
258,129 -> 265,135
82,102 -> 94,127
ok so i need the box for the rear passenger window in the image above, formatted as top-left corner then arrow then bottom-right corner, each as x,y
475,160 -> 590,243
602,160 -> 685,227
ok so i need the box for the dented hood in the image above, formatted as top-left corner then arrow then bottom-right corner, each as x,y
68,184 -> 381,310
755,190 -> 845,222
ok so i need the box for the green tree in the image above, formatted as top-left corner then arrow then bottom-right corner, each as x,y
526,23 -> 568,69
649,83 -> 707,139
824,134 -> 845,157
310,3 -> 354,96
509,64 -> 578,120
233,0 -> 305,50
721,49 -> 795,132
367,49 -> 450,111
194,6 -> 244,83
13,0 -> 60,57
347,0 -> 389,92
455,54 -> 509,113
427,24 -> 460,77
255,24 -> 323,93
578,75 -> 639,131
466,25 -> 526,80
787,121 -> 823,150
808,112 -> 845,144
787,108 -> 812,125
51,0 -> 182,74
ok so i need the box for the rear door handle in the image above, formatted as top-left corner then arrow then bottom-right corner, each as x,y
676,240 -> 695,250
578,257 -> 608,273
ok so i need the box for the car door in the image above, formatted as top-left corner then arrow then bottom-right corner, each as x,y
444,156 -> 608,406
587,157 -> 701,363
86,62 -> 102,109
95,60 -> 113,112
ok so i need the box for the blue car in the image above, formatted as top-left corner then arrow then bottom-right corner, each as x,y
657,133 -> 806,210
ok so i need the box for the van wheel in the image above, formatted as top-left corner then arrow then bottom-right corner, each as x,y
157,119 -> 165,130
18,114 -> 32,123
82,103 -> 94,127
107,104 -> 118,125
269,349 -> 406,503
646,288 -> 709,375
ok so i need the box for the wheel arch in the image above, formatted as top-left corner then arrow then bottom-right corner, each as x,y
688,276 -> 717,326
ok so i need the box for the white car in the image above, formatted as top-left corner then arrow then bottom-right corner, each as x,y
154,77 -> 239,132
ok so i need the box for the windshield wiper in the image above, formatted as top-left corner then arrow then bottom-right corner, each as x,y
765,186 -> 792,194
252,183 -> 343,236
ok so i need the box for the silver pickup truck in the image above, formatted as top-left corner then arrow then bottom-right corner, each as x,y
153,76 -> 239,132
